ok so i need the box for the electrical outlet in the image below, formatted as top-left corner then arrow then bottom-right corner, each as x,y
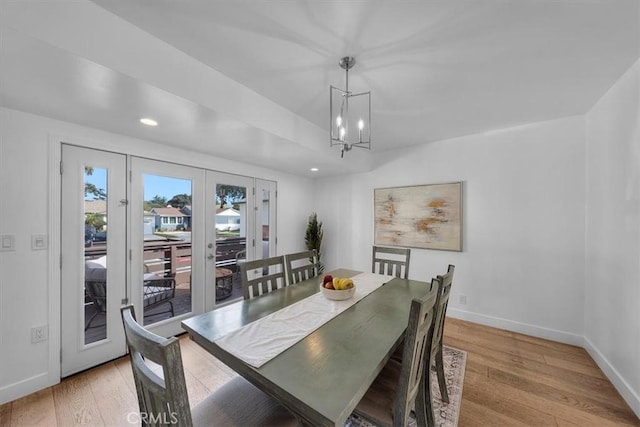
31,234 -> 48,250
31,325 -> 48,343
459,294 -> 467,305
0,234 -> 15,251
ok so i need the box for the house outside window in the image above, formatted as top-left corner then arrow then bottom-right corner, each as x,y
150,206 -> 191,231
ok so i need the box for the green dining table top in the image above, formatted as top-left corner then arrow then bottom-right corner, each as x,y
181,268 -> 435,426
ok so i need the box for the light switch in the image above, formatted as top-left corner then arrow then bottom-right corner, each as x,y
0,234 -> 15,251
32,234 -> 48,250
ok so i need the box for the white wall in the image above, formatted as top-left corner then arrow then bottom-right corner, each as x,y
585,59 -> 640,415
0,107 -> 314,404
316,115 -> 587,343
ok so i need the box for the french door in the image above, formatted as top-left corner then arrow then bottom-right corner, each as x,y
205,172 -> 253,309
130,158 -> 206,337
61,147 -> 277,374
61,145 -> 127,376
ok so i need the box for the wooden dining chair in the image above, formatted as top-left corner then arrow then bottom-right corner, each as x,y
240,255 -> 286,300
120,305 -> 299,427
428,264 -> 455,408
372,246 -> 411,279
352,292 -> 437,427
284,249 -> 320,285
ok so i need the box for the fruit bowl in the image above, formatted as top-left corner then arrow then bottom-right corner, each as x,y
320,283 -> 356,300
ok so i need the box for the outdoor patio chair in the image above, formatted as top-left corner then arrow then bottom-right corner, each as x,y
143,274 -> 176,318
84,280 -> 107,330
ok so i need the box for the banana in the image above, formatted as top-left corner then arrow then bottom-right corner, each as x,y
332,277 -> 354,290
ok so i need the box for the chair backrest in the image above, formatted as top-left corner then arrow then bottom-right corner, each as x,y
120,305 -> 192,426
240,255 -> 286,300
235,249 -> 246,262
284,250 -> 319,285
393,292 -> 437,425
431,264 -> 455,354
143,272 -> 176,300
372,246 -> 411,279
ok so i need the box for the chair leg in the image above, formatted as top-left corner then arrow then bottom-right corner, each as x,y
435,347 -> 450,404
422,364 -> 436,427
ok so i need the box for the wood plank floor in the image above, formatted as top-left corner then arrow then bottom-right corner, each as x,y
1,318 -> 638,426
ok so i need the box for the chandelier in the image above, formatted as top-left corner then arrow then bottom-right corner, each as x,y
330,56 -> 371,158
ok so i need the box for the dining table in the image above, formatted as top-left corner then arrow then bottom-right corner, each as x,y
181,268 -> 435,426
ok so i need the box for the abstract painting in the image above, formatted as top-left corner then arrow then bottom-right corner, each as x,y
374,182 -> 462,251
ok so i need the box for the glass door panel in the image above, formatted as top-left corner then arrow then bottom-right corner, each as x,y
141,174 -> 193,325
83,166 -> 109,343
131,158 -> 205,337
206,172 -> 254,307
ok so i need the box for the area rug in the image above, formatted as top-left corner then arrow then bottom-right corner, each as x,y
346,346 -> 467,427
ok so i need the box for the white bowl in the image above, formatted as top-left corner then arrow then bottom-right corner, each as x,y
320,283 -> 356,300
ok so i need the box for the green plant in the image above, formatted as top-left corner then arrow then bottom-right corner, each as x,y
85,213 -> 106,230
305,212 -> 324,273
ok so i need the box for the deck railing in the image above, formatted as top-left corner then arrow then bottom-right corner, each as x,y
85,236 -> 247,285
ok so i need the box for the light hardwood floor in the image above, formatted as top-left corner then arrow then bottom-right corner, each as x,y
1,318 -> 638,426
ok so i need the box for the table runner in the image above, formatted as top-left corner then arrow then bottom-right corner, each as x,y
214,272 -> 393,367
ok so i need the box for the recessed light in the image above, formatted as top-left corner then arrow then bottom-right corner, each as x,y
140,118 -> 158,126
310,167 -> 319,172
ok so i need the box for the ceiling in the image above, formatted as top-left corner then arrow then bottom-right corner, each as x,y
1,1 -> 638,177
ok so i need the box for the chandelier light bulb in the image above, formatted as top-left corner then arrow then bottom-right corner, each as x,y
336,116 -> 342,127
358,119 -> 364,130
339,126 -> 346,140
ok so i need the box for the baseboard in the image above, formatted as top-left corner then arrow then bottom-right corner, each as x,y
583,336 -> 640,418
0,372 -> 53,405
447,308 -> 584,347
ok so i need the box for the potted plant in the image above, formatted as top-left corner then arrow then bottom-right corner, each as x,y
305,212 -> 324,273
